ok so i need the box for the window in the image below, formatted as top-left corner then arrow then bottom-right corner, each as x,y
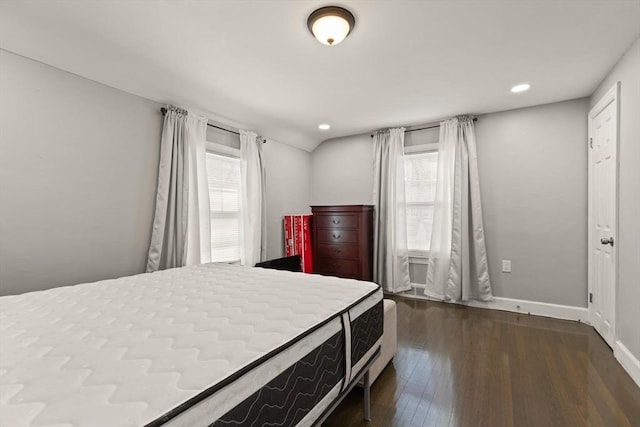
404,150 -> 438,255
205,151 -> 241,262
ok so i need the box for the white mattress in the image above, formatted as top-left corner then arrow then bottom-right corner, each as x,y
0,263 -> 381,427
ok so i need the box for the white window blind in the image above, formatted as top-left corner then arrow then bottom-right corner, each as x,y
404,151 -> 438,255
205,151 -> 241,262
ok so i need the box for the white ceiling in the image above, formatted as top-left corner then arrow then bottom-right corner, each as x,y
1,1 -> 639,152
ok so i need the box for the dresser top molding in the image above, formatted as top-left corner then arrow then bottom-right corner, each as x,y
310,205 -> 374,213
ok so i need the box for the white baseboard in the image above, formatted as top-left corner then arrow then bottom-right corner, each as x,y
467,296 -> 589,323
399,283 -> 589,323
614,341 -> 640,388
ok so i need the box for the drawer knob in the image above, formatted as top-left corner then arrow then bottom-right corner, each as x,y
332,219 -> 341,224
332,233 -> 341,239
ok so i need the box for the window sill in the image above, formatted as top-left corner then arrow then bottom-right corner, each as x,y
408,254 -> 430,264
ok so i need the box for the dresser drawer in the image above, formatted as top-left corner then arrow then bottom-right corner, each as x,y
317,243 -> 360,260
316,258 -> 359,278
316,229 -> 359,244
311,205 -> 374,282
315,214 -> 358,229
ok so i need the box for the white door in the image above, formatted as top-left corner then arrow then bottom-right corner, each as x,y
588,83 -> 619,348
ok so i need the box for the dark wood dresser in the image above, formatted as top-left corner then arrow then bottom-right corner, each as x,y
311,205 -> 374,281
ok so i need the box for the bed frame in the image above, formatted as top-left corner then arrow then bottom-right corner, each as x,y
314,347 -> 380,425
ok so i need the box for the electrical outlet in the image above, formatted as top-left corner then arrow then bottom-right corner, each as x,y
502,260 -> 512,273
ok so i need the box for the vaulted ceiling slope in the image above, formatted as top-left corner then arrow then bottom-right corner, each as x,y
1,1 -> 639,151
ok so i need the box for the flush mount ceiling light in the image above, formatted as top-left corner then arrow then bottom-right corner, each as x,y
307,6 -> 355,46
511,83 -> 531,93
318,123 -> 331,130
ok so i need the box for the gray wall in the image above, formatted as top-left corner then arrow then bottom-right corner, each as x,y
0,49 -> 313,295
262,139 -> 312,260
311,133 -> 374,206
590,36 -> 640,361
311,98 -> 589,308
476,98 -> 589,307
0,50 -> 162,295
310,126 -> 454,205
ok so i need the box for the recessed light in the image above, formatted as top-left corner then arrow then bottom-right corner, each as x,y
318,124 -> 331,130
511,83 -> 531,93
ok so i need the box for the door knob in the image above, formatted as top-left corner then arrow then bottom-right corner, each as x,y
600,237 -> 614,246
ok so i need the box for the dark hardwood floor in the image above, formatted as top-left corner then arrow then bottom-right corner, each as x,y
324,296 -> 640,427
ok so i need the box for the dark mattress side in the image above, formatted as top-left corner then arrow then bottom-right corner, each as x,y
212,330 -> 345,426
147,286 -> 382,427
351,300 -> 384,366
210,298 -> 384,426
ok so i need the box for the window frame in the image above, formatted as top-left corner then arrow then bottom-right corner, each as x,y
206,141 -> 240,158
404,142 -> 439,259
205,141 -> 242,264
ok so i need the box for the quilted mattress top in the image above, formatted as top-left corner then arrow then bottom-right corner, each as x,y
0,263 -> 379,427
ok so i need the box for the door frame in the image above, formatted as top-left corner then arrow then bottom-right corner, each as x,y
587,82 -> 619,342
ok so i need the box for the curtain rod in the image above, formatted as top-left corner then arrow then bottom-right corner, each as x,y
160,107 -> 266,143
369,117 -> 478,138
209,123 -> 240,135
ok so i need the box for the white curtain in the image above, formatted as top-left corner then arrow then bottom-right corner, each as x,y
373,128 -> 411,293
239,130 -> 266,266
425,116 -> 492,301
146,106 -> 211,272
